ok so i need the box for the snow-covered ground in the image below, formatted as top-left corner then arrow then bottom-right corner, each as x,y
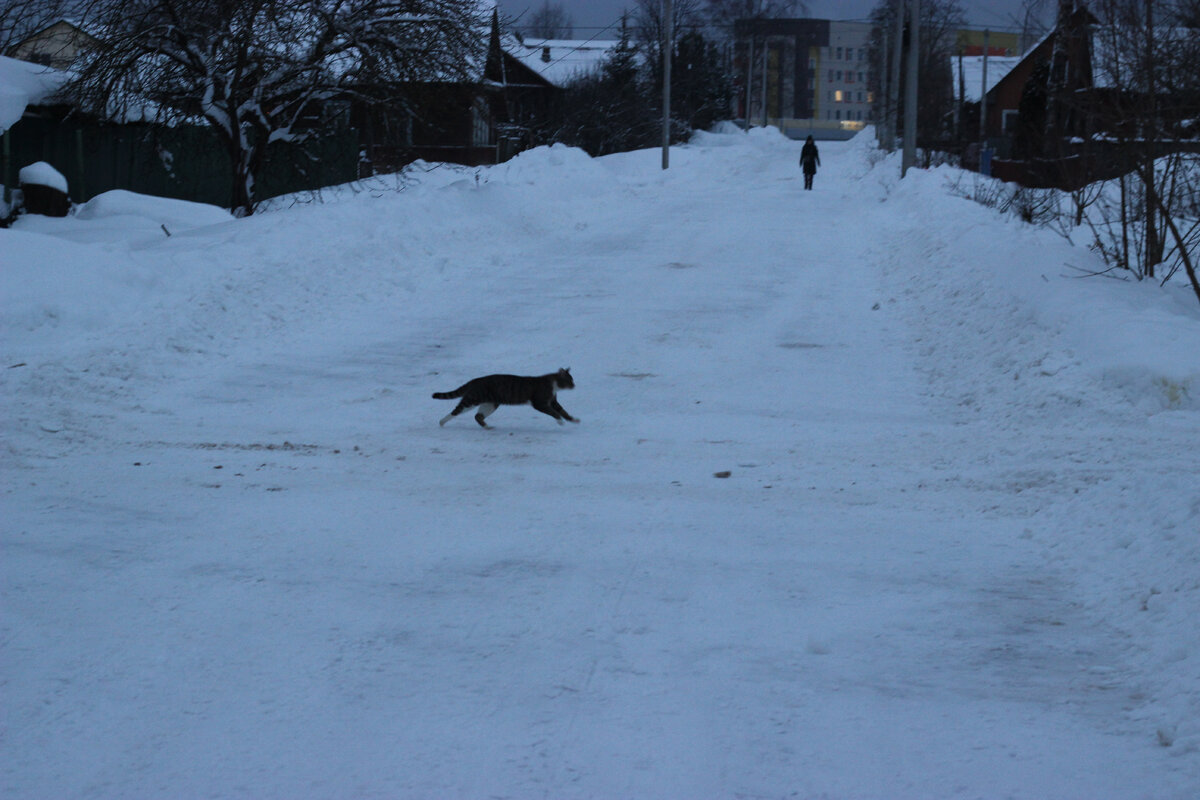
3,127 -> 1198,798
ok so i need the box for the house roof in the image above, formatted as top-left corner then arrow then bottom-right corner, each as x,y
0,55 -> 68,133
1090,26 -> 1197,89
506,37 -> 618,88
950,55 -> 1023,102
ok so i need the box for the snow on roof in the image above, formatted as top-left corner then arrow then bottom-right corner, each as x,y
507,37 -> 618,88
0,55 -> 69,133
1089,26 -> 1196,89
950,55 -> 1023,103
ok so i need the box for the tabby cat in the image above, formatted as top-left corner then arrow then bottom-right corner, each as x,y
432,368 -> 580,428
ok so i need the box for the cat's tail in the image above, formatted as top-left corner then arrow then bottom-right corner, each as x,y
431,389 -> 463,400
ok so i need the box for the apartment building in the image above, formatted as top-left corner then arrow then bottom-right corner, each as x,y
733,18 -> 874,139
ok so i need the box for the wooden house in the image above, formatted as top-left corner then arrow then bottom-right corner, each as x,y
6,19 -> 98,70
981,2 -> 1199,189
355,11 -> 564,174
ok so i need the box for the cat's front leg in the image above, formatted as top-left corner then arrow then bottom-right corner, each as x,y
553,400 -> 580,423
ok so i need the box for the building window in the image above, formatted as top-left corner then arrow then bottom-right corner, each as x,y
836,46 -> 843,59
834,90 -> 843,102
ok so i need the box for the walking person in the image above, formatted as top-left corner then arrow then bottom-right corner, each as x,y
799,135 -> 820,190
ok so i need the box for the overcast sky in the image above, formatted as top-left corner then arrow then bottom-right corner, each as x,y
497,0 -> 1049,35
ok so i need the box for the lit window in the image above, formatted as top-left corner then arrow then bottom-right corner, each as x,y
834,90 -> 844,102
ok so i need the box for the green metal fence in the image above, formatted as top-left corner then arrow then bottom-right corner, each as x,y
2,117 -> 357,211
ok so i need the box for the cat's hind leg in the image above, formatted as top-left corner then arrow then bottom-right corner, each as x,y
440,399 -> 473,426
474,403 -> 498,428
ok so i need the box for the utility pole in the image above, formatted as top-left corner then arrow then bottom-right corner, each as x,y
902,0 -> 919,176
1144,0 -> 1158,276
886,0 -> 903,151
745,34 -> 754,130
879,25 -> 889,147
979,29 -> 989,142
956,47 -> 964,141
761,39 -> 769,127
662,0 -> 673,169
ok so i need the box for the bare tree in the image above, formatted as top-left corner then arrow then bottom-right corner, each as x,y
1007,0 -> 1053,53
868,0 -> 965,152
523,1 -> 573,39
634,0 -> 729,132
1172,0 -> 1200,25
1082,0 -> 1200,302
635,0 -> 704,60
65,0 -> 484,217
0,0 -> 70,55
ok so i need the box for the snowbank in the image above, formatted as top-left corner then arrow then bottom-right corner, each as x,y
0,55 -> 67,133
0,229 -> 154,345
492,142 -> 612,186
75,189 -> 235,230
882,160 -> 1200,412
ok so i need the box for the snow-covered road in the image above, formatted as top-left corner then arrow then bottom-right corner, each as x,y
4,128 -> 1198,798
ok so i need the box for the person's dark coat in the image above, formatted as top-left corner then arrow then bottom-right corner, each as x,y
800,138 -> 820,175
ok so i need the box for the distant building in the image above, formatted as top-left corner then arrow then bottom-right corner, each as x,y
954,29 -> 1022,58
733,18 -> 874,141
6,19 -> 98,70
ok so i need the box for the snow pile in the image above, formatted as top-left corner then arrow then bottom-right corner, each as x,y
869,159 -> 1200,413
18,161 -> 68,193
2,125 -> 1198,798
75,189 -> 235,230
492,141 -> 612,186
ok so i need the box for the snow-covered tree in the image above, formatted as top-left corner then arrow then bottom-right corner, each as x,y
66,0 -> 485,216
539,16 -> 658,156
